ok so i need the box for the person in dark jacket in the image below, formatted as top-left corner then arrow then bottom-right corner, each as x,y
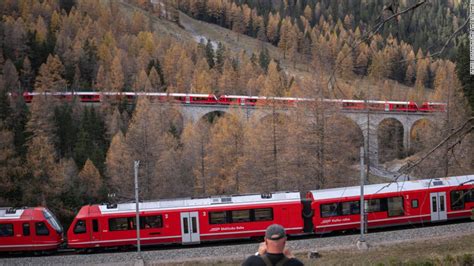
242,224 -> 304,266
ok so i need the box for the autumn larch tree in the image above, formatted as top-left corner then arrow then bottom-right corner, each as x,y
35,54 -> 67,92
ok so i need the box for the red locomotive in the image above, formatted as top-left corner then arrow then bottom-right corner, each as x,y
67,175 -> 473,250
0,207 -> 63,253
16,91 -> 447,113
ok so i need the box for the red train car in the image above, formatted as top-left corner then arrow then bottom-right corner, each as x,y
307,175 -> 473,234
387,101 -> 418,112
0,207 -> 63,253
68,192 -> 304,250
419,102 -> 447,112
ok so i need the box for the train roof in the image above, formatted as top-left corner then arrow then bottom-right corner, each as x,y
308,175 -> 474,201
97,191 -> 301,214
0,208 -> 26,220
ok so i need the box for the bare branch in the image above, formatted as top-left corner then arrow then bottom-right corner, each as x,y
373,117 -> 474,194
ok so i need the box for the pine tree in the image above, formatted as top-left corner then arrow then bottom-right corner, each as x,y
455,40 -> 474,111
54,103 -> 78,158
278,19 -> 291,59
148,66 -> 162,91
260,60 -> 284,96
335,44 -> 354,79
125,97 -> 167,199
25,134 -> 58,205
0,129 -> 23,205
205,114 -> 245,194
110,55 -> 124,92
106,131 -> 133,199
77,159 -> 103,204
133,69 -> 152,92
266,13 -> 280,45
35,54 -> 67,92
205,39 -> 215,69
259,47 -> 270,73
218,59 -> 237,94
3,60 -> 19,92
20,57 -> 33,91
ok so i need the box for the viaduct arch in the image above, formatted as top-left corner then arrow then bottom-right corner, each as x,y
170,104 -> 441,166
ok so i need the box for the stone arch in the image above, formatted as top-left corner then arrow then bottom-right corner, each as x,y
199,110 -> 229,124
327,114 -> 365,163
377,118 -> 405,163
409,118 -> 439,155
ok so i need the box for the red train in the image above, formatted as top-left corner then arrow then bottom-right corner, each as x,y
0,207 -> 63,253
2,175 -> 471,253
66,175 -> 473,250
14,92 -> 446,112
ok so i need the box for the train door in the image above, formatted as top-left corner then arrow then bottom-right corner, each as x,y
185,96 -> 191,104
89,218 -> 101,242
180,212 -> 200,244
22,222 -> 32,245
430,192 -> 447,221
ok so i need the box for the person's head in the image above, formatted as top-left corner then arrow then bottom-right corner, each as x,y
264,224 -> 287,253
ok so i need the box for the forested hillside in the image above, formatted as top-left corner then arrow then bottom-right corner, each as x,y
0,0 -> 472,225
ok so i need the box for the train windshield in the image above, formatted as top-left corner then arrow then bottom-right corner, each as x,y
43,209 -> 63,233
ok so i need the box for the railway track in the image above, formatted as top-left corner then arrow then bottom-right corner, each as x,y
1,220 -> 473,264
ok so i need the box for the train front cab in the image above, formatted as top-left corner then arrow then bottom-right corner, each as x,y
0,207 -> 63,253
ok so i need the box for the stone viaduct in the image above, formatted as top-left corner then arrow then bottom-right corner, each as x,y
176,104 -> 441,166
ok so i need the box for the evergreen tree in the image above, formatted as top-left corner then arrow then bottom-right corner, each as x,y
455,40 -> 474,111
259,47 -> 270,73
3,60 -> 19,92
205,39 -> 215,69
54,103 -> 78,158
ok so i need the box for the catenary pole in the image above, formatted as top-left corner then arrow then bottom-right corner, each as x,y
357,147 -> 368,250
134,161 -> 141,257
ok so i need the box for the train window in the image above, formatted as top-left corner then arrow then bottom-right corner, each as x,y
465,189 -> 474,202
231,210 -> 251,223
0,224 -> 13,237
341,201 -> 360,215
191,217 -> 197,233
366,198 -> 387,213
387,197 -> 404,217
109,217 -> 132,231
92,219 -> 99,232
450,190 -> 465,210
321,203 -> 339,218
140,215 -> 163,229
35,222 -> 49,236
209,211 -> 227,224
254,208 -> 273,221
411,199 -> 419,208
183,218 -> 189,234
23,223 -> 30,236
73,220 -> 87,234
